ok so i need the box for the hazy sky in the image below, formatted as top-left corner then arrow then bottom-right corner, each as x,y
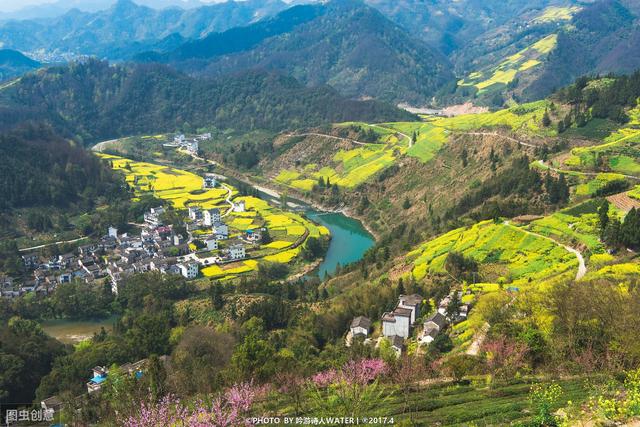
0,0 -> 225,13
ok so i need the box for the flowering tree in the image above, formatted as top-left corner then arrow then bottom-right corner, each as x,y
120,382 -> 256,427
309,358 -> 389,417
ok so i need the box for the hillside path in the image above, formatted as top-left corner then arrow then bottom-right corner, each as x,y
504,220 -> 586,280
19,236 -> 88,252
282,132 -> 371,146
466,322 -> 490,356
458,131 -> 539,148
220,183 -> 235,217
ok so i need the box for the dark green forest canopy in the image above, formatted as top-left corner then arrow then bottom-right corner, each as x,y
0,60 -> 415,144
0,125 -> 124,210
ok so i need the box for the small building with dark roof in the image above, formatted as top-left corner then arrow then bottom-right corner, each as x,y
350,316 -> 372,338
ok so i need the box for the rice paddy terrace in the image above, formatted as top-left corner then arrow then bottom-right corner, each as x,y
98,154 -> 329,280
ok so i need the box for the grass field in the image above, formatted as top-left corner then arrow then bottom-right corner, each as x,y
458,34 -> 559,94
98,154 -> 329,280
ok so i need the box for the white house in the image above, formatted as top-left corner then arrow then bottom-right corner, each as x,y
398,294 -> 423,324
203,208 -> 221,226
108,226 -> 118,239
188,206 -> 202,221
174,134 -> 186,144
420,325 -> 439,345
205,238 -> 219,251
228,245 -> 246,260
144,207 -> 164,226
382,307 -> 412,338
213,222 -> 229,239
178,263 -> 199,279
350,316 -> 371,338
233,201 -> 246,213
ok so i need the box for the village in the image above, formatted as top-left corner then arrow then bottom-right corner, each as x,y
0,168 -> 266,299
347,290 -> 472,357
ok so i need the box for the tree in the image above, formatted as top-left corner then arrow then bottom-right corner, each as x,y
598,200 -> 610,236
542,109 -> 551,127
231,318 -> 277,381
208,282 -> 224,310
442,355 -> 477,382
169,326 -> 235,394
402,197 -> 411,210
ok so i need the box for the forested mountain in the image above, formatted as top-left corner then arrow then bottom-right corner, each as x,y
524,0 -> 640,98
140,0 -> 455,104
0,49 -> 41,81
0,60 -> 413,143
0,0 -> 288,60
0,124 -> 124,210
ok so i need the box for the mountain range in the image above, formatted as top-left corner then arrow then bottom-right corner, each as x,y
0,0 -> 639,105
0,0 -> 289,59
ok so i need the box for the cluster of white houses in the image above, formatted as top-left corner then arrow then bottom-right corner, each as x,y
348,291 -> 472,356
3,199 -> 257,297
163,132 -> 212,155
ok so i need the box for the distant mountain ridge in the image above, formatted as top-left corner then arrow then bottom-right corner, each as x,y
0,0 -> 289,59
141,0 -> 455,104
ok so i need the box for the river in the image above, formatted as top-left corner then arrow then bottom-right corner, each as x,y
305,211 -> 374,278
224,176 -> 375,278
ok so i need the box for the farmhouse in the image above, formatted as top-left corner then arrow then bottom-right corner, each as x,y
205,237 -> 219,251
233,200 -> 246,213
382,307 -> 412,339
350,316 -> 372,338
203,174 -> 217,189
213,222 -> 229,239
398,294 -> 423,324
188,206 -> 202,221
424,311 -> 446,331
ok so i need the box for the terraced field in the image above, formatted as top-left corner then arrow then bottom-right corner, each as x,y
258,376 -> 593,426
407,220 -> 578,287
273,101 -> 554,191
274,124 -> 408,190
458,34 -> 559,94
98,154 -> 329,279
564,108 -> 640,176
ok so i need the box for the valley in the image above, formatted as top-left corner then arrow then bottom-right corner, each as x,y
2,1 -> 640,426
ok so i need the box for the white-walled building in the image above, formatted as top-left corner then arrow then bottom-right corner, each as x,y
213,222 -> 229,239
178,263 -> 198,279
233,201 -> 246,213
350,316 -> 371,338
382,308 -> 412,338
203,208 -> 221,226
205,238 -> 219,251
228,245 -> 246,260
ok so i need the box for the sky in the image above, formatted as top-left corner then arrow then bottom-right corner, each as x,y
0,0 -> 226,13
